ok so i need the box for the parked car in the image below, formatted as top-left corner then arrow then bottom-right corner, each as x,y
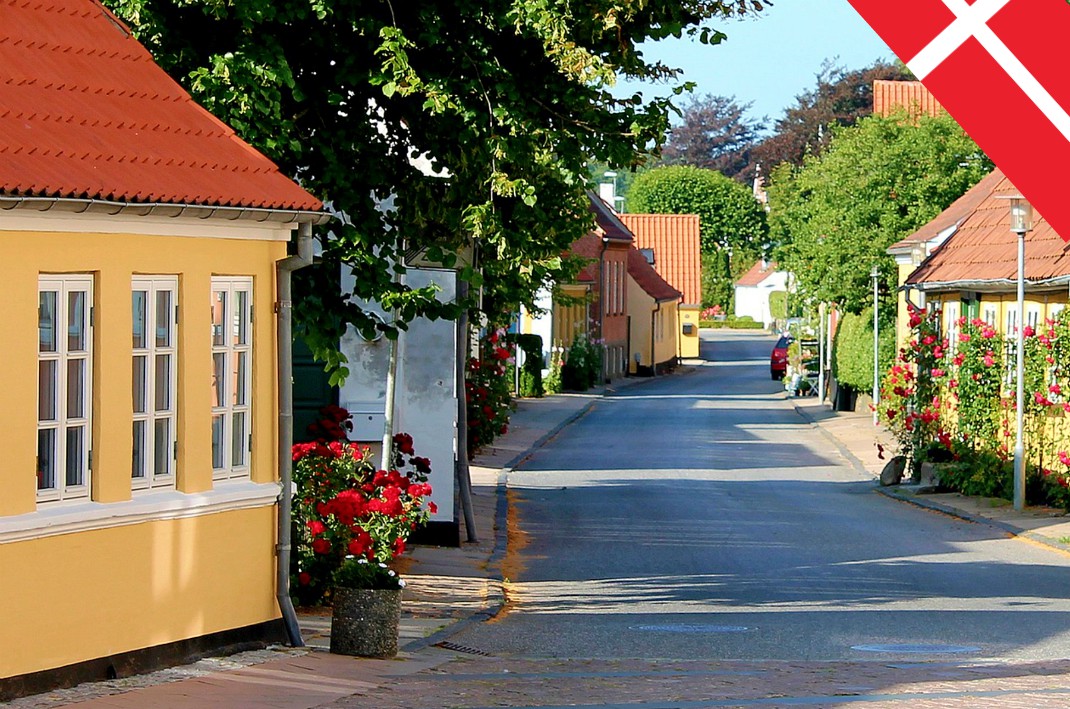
770,334 -> 792,380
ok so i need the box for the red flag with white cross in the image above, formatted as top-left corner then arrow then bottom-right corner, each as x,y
847,0 -> 1070,240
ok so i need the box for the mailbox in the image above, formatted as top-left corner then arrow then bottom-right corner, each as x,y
682,323 -> 694,335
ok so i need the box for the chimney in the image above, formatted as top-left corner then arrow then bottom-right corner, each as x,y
600,171 -> 617,209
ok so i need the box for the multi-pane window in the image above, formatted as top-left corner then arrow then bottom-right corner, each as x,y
38,275 -> 93,502
211,277 -> 253,480
132,277 -> 177,490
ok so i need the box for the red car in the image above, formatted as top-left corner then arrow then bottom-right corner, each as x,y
770,335 -> 792,380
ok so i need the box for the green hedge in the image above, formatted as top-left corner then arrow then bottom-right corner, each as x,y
831,308 -> 895,394
700,316 -> 766,330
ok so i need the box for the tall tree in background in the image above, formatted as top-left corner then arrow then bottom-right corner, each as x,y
768,112 -> 991,313
749,60 -> 912,174
627,165 -> 767,309
104,0 -> 768,379
661,94 -> 765,180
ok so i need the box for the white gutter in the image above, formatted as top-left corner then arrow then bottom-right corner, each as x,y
0,195 -> 332,225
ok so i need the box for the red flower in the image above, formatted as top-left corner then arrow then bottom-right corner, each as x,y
393,432 -> 415,455
307,520 -> 326,537
298,572 -> 312,586
393,538 -> 406,556
428,501 -> 438,514
312,538 -> 331,555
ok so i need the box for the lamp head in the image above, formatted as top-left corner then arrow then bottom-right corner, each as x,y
998,194 -> 1033,234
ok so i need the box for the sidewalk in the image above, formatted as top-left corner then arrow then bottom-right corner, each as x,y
9,378 -> 639,708
791,394 -> 1070,554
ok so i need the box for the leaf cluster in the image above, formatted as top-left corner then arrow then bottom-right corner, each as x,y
105,0 -> 768,378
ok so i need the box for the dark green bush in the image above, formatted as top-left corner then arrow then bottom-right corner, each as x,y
831,308 -> 895,394
515,334 -> 544,398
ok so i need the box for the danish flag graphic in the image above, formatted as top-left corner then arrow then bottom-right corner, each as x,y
848,0 -> 1070,240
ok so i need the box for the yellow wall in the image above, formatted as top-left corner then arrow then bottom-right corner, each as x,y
627,278 -> 653,373
552,284 -> 590,351
0,228 -> 284,678
678,305 -> 700,359
895,262 -> 917,351
1,506 -> 278,678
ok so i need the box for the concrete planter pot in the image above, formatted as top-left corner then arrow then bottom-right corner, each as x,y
330,587 -> 402,658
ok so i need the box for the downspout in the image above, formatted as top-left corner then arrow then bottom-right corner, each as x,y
651,300 -> 661,377
598,237 -> 609,382
275,220 -> 314,648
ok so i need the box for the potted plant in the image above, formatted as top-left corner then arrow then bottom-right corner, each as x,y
292,407 -> 435,657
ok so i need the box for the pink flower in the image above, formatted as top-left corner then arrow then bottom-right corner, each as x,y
1024,325 -> 1036,337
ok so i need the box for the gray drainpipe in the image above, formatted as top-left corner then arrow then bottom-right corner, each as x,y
651,300 -> 662,377
275,221 -> 314,647
598,237 -> 609,382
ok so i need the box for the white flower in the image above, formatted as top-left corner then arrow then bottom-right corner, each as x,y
398,579 -> 407,588
357,558 -> 369,565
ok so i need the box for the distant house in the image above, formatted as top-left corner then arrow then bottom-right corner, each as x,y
0,0 -> 325,695
619,214 -> 702,359
626,248 -> 681,375
901,167 -> 1069,345
734,260 -> 789,328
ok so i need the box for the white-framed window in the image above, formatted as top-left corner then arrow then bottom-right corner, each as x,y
945,301 -> 959,354
983,303 -> 998,326
211,277 -> 253,480
1026,305 -> 1041,331
132,276 -> 178,490
1050,303 -> 1065,322
1006,304 -> 1020,336
37,275 -> 93,503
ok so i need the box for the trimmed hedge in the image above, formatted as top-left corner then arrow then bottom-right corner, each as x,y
831,308 -> 895,394
700,317 -> 766,330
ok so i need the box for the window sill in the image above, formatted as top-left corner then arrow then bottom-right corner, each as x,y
1,480 -> 280,544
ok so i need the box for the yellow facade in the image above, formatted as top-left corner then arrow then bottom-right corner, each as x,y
552,284 -> 590,351
626,278 -> 678,374
0,223 -> 285,680
678,305 -> 700,359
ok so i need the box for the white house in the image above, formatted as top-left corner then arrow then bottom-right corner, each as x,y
734,260 -> 789,327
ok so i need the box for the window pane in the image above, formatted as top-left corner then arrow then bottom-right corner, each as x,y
38,360 -> 57,421
65,426 -> 84,487
154,418 -> 171,478
212,290 -> 226,347
39,291 -> 57,352
231,411 -> 246,468
37,428 -> 56,490
156,289 -> 172,348
132,290 -> 147,349
68,290 -> 86,352
132,420 -> 146,479
211,414 -> 225,470
233,351 -> 247,406
132,355 -> 147,414
212,353 -> 226,407
233,289 -> 248,346
67,358 -> 85,419
155,354 -> 171,412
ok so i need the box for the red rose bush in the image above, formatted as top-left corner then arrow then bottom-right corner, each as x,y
291,406 -> 434,605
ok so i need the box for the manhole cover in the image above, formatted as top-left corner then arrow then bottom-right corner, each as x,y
851,643 -> 981,654
631,624 -> 751,634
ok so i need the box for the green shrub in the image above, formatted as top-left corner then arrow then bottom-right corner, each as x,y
832,308 -> 895,394
561,335 -> 600,390
768,291 -> 787,320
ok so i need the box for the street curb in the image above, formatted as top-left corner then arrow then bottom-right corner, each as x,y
789,397 -> 873,478
874,487 -> 1070,554
402,395 -> 600,654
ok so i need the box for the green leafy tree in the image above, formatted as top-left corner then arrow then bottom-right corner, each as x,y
628,165 -> 767,311
768,112 -> 991,313
104,0 -> 768,380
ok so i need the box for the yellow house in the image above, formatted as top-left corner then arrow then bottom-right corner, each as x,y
620,214 -> 702,360
626,248 -> 682,375
0,0 -> 326,696
898,168 -> 1069,345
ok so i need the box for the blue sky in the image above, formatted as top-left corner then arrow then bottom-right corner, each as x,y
614,1 -> 897,128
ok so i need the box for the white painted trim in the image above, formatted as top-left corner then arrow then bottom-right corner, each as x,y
0,210 -> 296,241
0,480 -> 280,544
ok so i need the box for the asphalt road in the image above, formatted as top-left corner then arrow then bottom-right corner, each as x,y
452,329 -> 1070,663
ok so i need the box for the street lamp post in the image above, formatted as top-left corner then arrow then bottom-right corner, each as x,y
1001,195 -> 1033,511
871,265 -> 880,425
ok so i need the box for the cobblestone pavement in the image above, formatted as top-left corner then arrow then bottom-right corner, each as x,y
331,655 -> 1070,708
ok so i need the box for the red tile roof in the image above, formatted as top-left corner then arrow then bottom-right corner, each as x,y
627,247 -> 681,303
906,167 -> 1070,289
0,0 -> 322,212
872,80 -> 946,119
735,260 -> 780,287
619,213 -> 701,305
888,169 -> 1001,253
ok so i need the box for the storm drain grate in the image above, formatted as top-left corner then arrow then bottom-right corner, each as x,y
433,641 -> 493,656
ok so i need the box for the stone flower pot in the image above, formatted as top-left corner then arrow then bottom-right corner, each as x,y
330,587 -> 403,658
